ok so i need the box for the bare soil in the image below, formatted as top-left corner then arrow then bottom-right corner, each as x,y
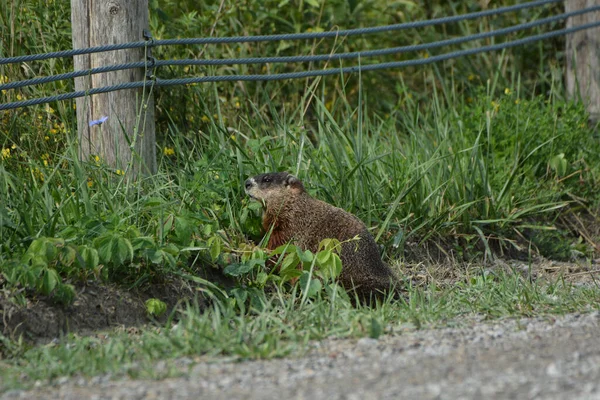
0,279 -> 206,344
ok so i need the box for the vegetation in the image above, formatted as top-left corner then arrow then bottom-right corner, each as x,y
1,0 -> 600,392
2,270 -> 600,390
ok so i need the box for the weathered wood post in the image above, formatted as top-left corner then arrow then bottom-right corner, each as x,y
71,0 -> 156,176
565,0 -> 600,122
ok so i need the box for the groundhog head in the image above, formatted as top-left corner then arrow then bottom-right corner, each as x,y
244,172 -> 305,206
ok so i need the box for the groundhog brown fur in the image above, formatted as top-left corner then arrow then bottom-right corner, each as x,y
244,171 -> 399,300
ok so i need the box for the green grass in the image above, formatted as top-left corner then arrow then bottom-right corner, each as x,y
2,270 -> 599,391
2,0 -> 600,393
2,75 -> 598,301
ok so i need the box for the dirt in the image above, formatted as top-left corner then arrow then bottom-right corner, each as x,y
2,256 -> 598,345
0,278 -> 207,344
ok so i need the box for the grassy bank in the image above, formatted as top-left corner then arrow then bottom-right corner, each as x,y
2,269 -> 600,391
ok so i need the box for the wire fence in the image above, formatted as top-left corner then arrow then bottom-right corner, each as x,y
1,0 -> 598,112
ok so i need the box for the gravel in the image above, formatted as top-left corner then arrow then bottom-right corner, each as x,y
4,311 -> 600,400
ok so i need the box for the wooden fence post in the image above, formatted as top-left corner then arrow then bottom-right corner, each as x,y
71,0 -> 156,176
565,0 -> 600,123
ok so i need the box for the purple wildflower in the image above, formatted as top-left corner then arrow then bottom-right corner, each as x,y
89,116 -> 108,127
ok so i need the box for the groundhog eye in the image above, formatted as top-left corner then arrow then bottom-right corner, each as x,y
262,177 -> 271,183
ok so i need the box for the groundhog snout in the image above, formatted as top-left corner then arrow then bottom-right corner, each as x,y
244,178 -> 255,192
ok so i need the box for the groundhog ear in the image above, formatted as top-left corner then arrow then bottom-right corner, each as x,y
285,174 -> 299,187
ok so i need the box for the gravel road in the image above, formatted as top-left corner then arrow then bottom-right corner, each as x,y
4,311 -> 600,400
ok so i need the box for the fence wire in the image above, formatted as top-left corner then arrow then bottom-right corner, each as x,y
3,6 -> 598,93
2,19 -> 599,112
0,0 -> 561,65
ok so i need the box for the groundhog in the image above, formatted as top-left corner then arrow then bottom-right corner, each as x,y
244,171 -> 399,300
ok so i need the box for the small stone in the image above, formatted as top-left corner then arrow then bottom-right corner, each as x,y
546,362 -> 560,377
357,337 -> 378,347
56,376 -> 69,385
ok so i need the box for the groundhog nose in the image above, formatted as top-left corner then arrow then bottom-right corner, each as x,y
244,179 -> 253,191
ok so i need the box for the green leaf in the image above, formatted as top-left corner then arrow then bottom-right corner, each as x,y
114,236 -> 134,265
239,207 -> 249,225
318,238 -> 341,252
145,298 -> 167,317
28,255 -> 48,269
299,271 -> 322,298
230,287 -> 248,308
39,268 -> 59,295
317,251 -> 342,281
147,249 -> 164,264
369,317 -> 383,339
280,252 -> 300,273
79,246 -> 100,270
270,243 -> 298,256
162,243 -> 180,255
247,201 -> 262,213
223,259 -> 263,277
94,234 -> 114,264
161,215 -> 174,239
208,236 -> 222,262
23,237 -> 64,265
256,272 -> 269,286
549,153 -> 568,177
131,236 -> 156,251
248,288 -> 266,311
174,216 -> 193,244
59,245 -> 77,267
316,249 -> 331,265
297,248 -> 314,264
54,283 -> 76,305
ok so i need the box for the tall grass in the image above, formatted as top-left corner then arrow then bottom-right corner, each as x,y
2,69 -> 597,297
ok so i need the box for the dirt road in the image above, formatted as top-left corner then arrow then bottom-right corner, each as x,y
4,311 -> 600,400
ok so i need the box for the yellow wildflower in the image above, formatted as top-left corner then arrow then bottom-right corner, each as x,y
504,88 -> 511,95
201,115 -> 210,123
116,169 -> 125,175
163,147 -> 175,156
1,148 -> 10,159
